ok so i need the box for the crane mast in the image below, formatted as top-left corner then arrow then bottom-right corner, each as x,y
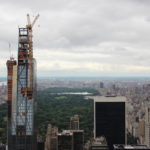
26,14 -> 39,94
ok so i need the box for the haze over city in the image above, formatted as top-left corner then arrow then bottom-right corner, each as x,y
1,0 -> 150,77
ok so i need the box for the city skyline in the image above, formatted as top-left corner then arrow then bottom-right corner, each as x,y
1,0 -> 150,77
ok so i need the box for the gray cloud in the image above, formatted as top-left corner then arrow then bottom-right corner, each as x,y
1,0 -> 150,76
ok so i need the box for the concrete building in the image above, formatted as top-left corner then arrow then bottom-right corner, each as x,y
132,122 -> 139,138
0,144 -> 6,150
70,115 -> 79,130
72,130 -> 84,150
145,107 -> 150,147
57,130 -> 84,150
57,130 -> 73,150
6,57 -> 17,149
92,96 -> 126,150
139,118 -> 145,144
45,124 -> 58,150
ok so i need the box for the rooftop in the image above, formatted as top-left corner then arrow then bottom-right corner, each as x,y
92,137 -> 108,146
114,144 -> 150,149
87,96 -> 127,102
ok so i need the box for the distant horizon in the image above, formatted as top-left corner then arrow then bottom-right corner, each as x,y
1,76 -> 150,80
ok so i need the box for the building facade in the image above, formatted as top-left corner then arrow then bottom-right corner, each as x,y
45,124 -> 58,150
93,96 -> 126,149
73,130 -> 84,150
70,115 -> 80,130
7,15 -> 39,150
57,131 -> 73,150
145,107 -> 150,147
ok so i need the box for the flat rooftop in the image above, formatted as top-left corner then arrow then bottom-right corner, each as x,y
57,130 -> 84,136
113,144 -> 150,149
92,137 -> 108,146
87,96 -> 126,102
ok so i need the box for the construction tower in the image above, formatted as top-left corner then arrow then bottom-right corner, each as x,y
7,14 -> 39,150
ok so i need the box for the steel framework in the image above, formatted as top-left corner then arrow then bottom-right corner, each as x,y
7,14 -> 39,150
8,28 -> 37,150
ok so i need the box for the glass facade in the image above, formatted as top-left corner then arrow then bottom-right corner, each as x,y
95,102 -> 125,149
8,28 -> 37,150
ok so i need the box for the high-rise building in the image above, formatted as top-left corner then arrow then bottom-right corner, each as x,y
73,130 -> 84,150
57,130 -> 84,150
37,141 -> 44,150
145,107 -> 150,147
45,124 -> 58,150
93,96 -> 126,150
70,115 -> 79,130
139,118 -> 145,144
6,57 -> 17,150
132,122 -> 139,138
100,82 -> 104,88
57,130 -> 73,150
0,144 -> 6,150
7,14 -> 39,150
6,57 -> 17,126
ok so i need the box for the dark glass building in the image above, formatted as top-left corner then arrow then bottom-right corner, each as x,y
57,131 -> 73,150
57,130 -> 84,150
73,130 -> 84,150
94,96 -> 126,150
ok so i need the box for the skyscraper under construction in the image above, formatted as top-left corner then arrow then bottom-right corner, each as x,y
6,14 -> 39,150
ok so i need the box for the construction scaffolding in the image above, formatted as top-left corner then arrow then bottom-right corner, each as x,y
7,14 -> 39,150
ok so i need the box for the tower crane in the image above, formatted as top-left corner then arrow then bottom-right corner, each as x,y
26,14 -> 39,93
26,14 -> 40,59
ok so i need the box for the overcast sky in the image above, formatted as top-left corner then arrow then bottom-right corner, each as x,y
1,0 -> 150,77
